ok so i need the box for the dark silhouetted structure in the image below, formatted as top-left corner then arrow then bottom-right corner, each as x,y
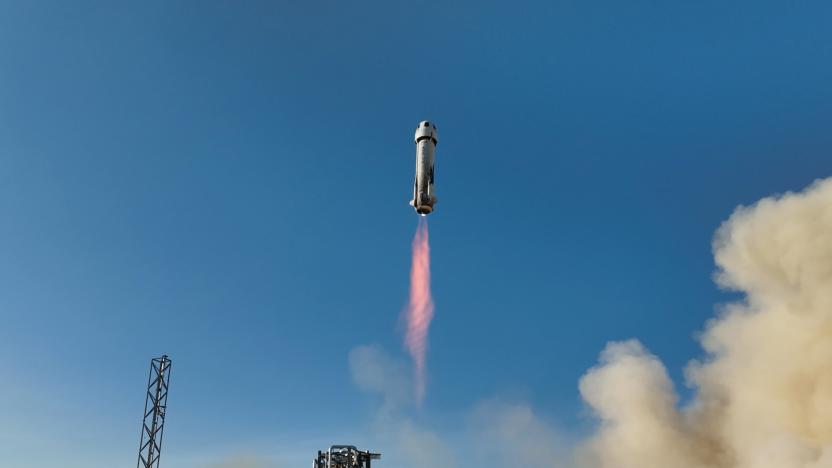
313,445 -> 381,468
137,355 -> 172,468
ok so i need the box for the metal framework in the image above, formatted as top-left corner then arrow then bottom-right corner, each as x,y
137,355 -> 172,468
313,445 -> 381,468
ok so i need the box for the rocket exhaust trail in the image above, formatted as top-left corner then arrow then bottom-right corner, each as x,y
404,217 -> 434,405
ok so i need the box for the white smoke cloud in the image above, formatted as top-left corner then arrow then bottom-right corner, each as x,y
348,345 -> 458,468
348,345 -> 572,468
346,178 -> 832,468
578,178 -> 832,468
391,420 -> 458,468
349,344 -> 414,417
469,399 -> 573,468
578,340 -> 711,468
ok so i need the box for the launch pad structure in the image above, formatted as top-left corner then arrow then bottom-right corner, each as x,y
313,445 -> 381,468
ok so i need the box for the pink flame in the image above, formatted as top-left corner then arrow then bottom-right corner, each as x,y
404,217 -> 435,405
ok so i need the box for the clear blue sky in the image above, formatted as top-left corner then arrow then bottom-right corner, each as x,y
1,1 -> 831,467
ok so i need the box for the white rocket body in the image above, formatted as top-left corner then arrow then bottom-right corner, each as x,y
410,121 -> 438,215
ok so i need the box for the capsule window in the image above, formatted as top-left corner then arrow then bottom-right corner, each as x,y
424,122 -> 430,127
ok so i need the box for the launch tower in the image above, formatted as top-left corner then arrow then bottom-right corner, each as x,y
136,355 -> 172,468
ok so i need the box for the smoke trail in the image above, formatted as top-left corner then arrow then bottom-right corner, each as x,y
404,217 -> 435,405
578,178 -> 832,468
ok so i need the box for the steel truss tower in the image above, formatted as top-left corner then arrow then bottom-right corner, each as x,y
137,355 -> 172,468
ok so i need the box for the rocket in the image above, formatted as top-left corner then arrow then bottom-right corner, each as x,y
410,120 -> 438,215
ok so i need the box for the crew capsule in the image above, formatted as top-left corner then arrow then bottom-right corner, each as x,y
410,120 -> 438,215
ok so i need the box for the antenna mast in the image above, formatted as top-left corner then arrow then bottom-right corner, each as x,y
137,355 -> 172,468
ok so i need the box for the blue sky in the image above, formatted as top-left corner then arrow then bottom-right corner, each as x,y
1,1 -> 831,467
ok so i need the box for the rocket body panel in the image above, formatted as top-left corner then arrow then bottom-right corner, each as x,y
411,121 -> 438,215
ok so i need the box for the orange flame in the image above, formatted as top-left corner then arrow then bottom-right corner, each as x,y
404,217 -> 435,405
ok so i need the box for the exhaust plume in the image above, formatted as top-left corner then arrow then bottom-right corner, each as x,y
579,178 -> 832,468
404,217 -> 435,405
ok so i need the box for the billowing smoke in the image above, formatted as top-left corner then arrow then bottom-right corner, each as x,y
579,178 -> 832,468
349,345 -> 457,468
403,217 -> 435,405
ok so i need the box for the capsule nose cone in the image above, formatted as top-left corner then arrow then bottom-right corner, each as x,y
414,120 -> 439,144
